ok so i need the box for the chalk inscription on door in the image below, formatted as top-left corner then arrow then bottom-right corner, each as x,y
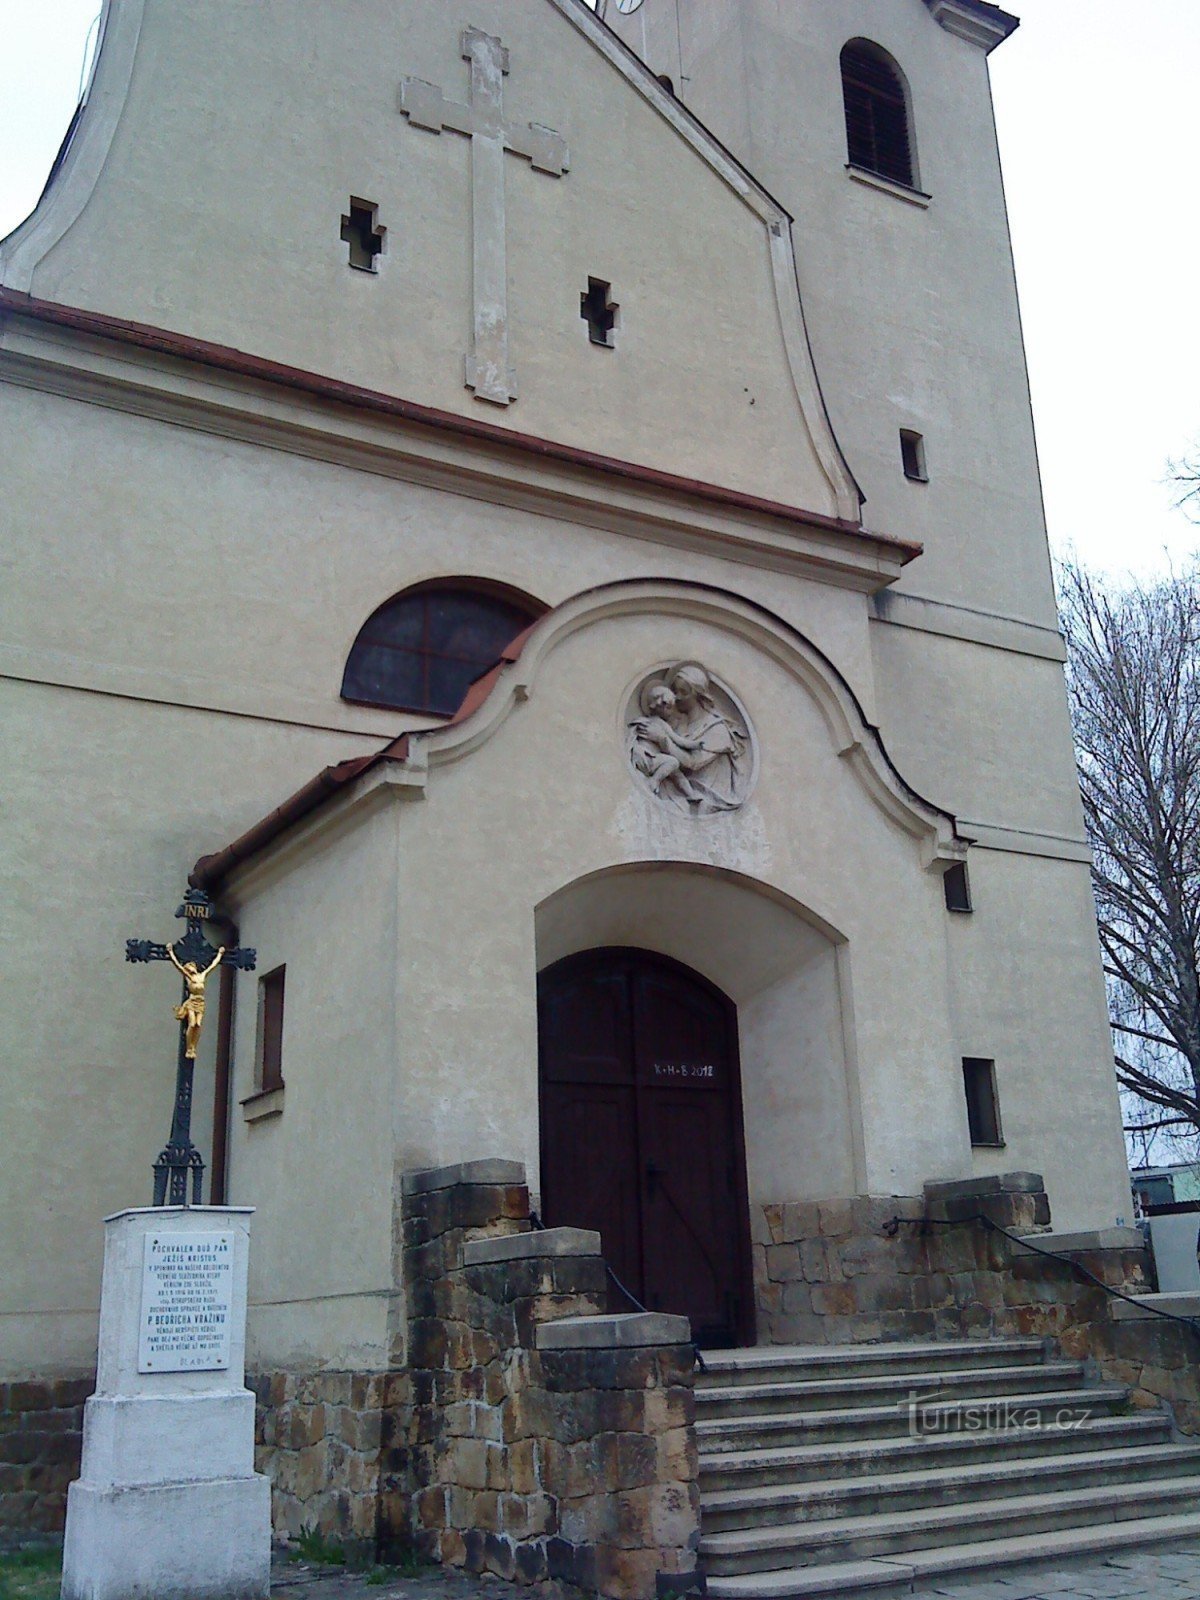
138,1232 -> 234,1373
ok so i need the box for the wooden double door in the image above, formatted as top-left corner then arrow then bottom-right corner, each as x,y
537,948 -> 754,1347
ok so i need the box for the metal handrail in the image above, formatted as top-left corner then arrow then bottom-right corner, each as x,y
887,1211 -> 1200,1337
528,1209 -> 707,1370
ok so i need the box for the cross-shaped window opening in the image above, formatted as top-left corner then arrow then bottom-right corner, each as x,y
340,198 -> 385,272
581,277 -> 619,348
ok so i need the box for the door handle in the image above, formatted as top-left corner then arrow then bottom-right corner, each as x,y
645,1160 -> 666,1198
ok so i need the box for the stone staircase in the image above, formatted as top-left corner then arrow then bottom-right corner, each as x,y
696,1337 -> 1200,1597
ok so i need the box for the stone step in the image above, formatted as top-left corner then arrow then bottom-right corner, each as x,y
697,1338 -> 1046,1388
700,1474 -> 1200,1576
1111,1289 -> 1200,1322
695,1360 -> 1084,1418
696,1385 -> 1129,1451
703,1509 -> 1200,1598
700,1440 -> 1200,1531
697,1410 -> 1171,1490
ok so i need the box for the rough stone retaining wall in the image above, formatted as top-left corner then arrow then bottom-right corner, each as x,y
397,1160 -> 702,1599
0,1378 -> 90,1538
752,1171 -> 1200,1432
753,1174 -> 1058,1346
248,1369 -> 401,1557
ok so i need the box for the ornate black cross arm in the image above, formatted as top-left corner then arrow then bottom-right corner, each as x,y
126,888 -> 256,1206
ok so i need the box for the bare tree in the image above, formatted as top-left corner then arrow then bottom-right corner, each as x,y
1059,560 -> 1200,1152
1168,447 -> 1200,523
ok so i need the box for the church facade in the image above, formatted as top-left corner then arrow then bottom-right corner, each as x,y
1,0 -> 1132,1556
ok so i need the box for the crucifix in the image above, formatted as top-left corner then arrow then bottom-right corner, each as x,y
126,887 -> 256,1206
400,28 -> 569,406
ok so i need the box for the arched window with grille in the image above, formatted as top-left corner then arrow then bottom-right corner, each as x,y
840,39 -> 916,189
341,580 -> 545,717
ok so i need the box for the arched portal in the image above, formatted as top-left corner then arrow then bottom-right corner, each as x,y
537,946 -> 754,1348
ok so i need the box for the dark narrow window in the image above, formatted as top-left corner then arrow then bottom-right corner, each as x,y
900,429 -> 928,482
341,581 -> 545,717
963,1058 -> 1003,1147
258,966 -> 286,1093
943,862 -> 972,913
841,40 -> 915,188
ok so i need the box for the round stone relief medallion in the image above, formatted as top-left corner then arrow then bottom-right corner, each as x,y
625,662 -> 757,816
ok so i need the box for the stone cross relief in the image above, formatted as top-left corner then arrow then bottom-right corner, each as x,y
400,28 -> 570,407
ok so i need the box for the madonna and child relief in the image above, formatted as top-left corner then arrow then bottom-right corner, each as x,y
625,662 -> 754,815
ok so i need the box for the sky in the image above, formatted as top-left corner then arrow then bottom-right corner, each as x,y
0,1 -> 1196,582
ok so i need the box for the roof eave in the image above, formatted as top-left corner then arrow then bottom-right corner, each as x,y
924,0 -> 1020,54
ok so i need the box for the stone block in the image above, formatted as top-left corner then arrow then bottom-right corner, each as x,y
839,1314 -> 888,1343
463,1227 -> 601,1265
924,1175 -> 1004,1203
837,1235 -> 894,1276
483,1530 -> 517,1579
402,1159 -> 527,1196
563,1484 -> 620,1548
462,1526 -> 487,1572
548,1535 -> 598,1590
781,1200 -> 823,1242
818,1199 -> 854,1237
614,1482 -> 698,1551
811,1282 -> 856,1317
514,1540 -> 549,1584
749,1207 -> 774,1246
552,1255 -> 609,1297
508,1437 -> 539,1495
999,1171 -> 1047,1193
543,1437 -> 599,1499
799,1237 -> 839,1283
596,1545 -> 661,1600
454,1436 -> 490,1491
416,1484 -> 447,1529
781,1281 -> 814,1315
764,1243 -> 801,1281
656,1426 -> 698,1483
516,1293 -> 608,1345
537,1313 -> 691,1350
588,1389 -> 638,1436
766,1311 -> 827,1344
441,1527 -> 467,1566
599,1430 -> 658,1492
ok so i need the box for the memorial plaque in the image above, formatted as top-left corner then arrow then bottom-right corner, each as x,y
137,1231 -> 234,1373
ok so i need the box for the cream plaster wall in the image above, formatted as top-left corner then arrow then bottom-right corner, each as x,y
868,621 -> 1090,841
0,679 -> 368,1378
13,0 -> 842,515
607,0 -> 1056,624
224,803 -> 401,1375
0,384 -> 877,735
944,846 -> 1132,1221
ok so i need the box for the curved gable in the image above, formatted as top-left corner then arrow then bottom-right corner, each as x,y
2,0 -> 858,520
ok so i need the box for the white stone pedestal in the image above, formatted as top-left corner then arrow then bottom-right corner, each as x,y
61,1207 -> 271,1600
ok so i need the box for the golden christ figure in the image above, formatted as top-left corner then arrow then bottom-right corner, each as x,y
166,941 -> 226,1059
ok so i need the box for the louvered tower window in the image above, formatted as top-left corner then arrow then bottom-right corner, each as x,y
840,40 -> 915,188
